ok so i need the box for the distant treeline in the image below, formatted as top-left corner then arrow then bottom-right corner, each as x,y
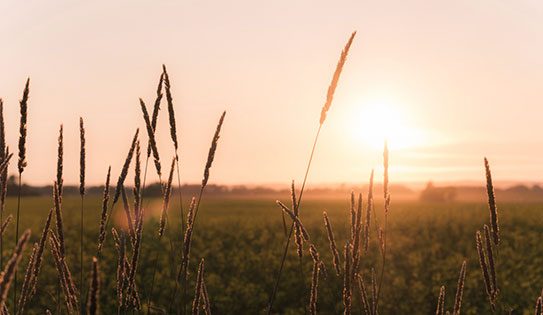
8,174 -> 543,202
420,181 -> 543,202
5,174 -> 415,199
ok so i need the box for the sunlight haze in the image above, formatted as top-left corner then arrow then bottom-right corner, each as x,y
1,0 -> 543,186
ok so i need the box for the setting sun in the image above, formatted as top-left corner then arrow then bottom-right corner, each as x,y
348,100 -> 426,150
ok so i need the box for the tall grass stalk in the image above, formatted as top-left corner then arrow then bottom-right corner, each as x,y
141,69 -> 164,209
102,129 -> 139,251
14,78 -> 29,313
0,99 -> 6,273
453,260 -> 467,315
79,117 -> 86,309
178,111 -> 225,315
87,257 -> 100,315
375,141 -> 390,311
146,157 -> 176,315
267,30 -> 356,315
484,157 -> 500,246
162,65 -> 185,247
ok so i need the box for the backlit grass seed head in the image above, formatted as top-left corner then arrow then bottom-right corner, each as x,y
291,182 -> 303,258
159,157 -> 176,237
79,117 -> 85,195
0,215 -> 12,236
30,209 -> 53,296
113,229 -> 126,307
351,193 -> 363,279
180,197 -> 197,280
202,280 -> 211,315
276,201 -> 310,241
202,111 -> 226,187
56,125 -> 64,195
87,257 -> 100,315
120,186 -> 135,244
148,71 -> 164,158
134,140 -> 141,221
342,243 -> 352,315
113,129 -> 139,205
453,260 -> 467,315
436,285 -> 445,315
0,148 -> 8,212
320,32 -> 356,125
483,225 -> 497,298
371,268 -> 377,315
0,151 -> 10,176
0,99 -> 5,160
309,244 -> 320,262
350,191 -> 356,241
0,100 -> 5,209
49,233 -> 78,312
127,207 -> 144,309
97,166 -> 111,254
0,229 -> 31,307
364,169 -> 374,253
383,141 -> 389,199
17,242 -> 37,314
53,182 -> 65,257
192,259 -> 205,315
356,274 -> 370,315
162,65 -> 179,152
18,78 -> 30,174
309,260 -> 320,315
139,98 -> 161,178
476,230 -> 494,309
484,157 -> 500,246
323,211 -> 341,276
291,180 -> 297,215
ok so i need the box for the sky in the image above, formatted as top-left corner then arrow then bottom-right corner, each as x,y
1,0 -> 543,187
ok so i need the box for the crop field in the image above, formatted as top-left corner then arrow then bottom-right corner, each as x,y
2,196 -> 542,314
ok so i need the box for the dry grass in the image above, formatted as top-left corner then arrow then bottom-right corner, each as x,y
0,31 -> 534,315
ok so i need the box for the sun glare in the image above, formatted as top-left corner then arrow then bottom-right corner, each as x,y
349,101 -> 426,150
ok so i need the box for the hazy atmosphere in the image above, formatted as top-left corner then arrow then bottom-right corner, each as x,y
3,0 -> 543,186
3,1 -> 543,315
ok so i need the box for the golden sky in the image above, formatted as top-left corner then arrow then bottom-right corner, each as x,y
1,0 -> 543,186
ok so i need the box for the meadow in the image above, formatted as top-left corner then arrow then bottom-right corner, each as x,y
3,195 -> 542,314
0,30 -> 539,315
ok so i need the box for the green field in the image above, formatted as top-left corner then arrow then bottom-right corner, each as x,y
2,196 -> 542,314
